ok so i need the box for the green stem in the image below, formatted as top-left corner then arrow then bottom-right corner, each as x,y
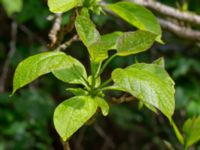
90,61 -> 96,93
97,54 -> 117,78
170,119 -> 184,145
99,78 -> 112,89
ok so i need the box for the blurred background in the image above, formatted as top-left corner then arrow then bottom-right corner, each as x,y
0,0 -> 200,149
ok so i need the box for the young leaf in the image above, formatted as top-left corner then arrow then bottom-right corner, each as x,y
66,88 -> 88,96
48,0 -> 82,13
183,116 -> 200,148
12,52 -> 87,94
75,8 -> 100,47
111,63 -> 175,119
96,97 -> 109,116
116,31 -> 156,56
54,96 -> 98,141
89,32 -> 122,62
106,2 -> 162,42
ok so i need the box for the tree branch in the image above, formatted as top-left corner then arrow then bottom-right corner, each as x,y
48,13 -> 62,48
129,0 -> 200,25
158,18 -> 200,41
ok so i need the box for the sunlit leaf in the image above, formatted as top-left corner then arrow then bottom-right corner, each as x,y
106,2 -> 162,42
48,0 -> 82,13
54,96 -> 98,141
13,52 -> 87,94
116,31 -> 156,56
112,63 -> 175,119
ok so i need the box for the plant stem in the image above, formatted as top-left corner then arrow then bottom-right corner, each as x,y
61,140 -> 71,150
170,119 -> 184,145
97,54 -> 117,78
99,78 -> 113,89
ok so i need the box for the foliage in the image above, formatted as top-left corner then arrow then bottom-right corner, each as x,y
0,0 -> 200,149
12,0 -> 176,144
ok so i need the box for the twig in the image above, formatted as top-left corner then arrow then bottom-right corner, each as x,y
0,18 -> 17,93
57,34 -> 79,51
158,18 -> 200,41
49,10 -> 77,50
102,0 -> 200,41
48,13 -> 62,48
129,0 -> 200,25
111,93 -> 137,104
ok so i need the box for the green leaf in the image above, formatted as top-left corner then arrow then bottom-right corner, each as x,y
1,0 -> 23,16
183,116 -> 200,148
116,31 -> 156,56
13,52 -> 87,94
89,32 -> 122,62
96,97 -> 109,116
54,96 -> 98,141
112,63 -> 175,119
153,57 -> 165,68
48,0 -> 82,13
106,2 -> 162,42
75,8 -> 100,47
66,88 -> 88,96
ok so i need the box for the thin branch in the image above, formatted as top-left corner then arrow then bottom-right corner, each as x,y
49,10 -> 77,50
129,0 -> 200,25
102,0 -> 200,41
48,13 -> 62,48
111,93 -> 137,104
57,34 -> 79,51
0,19 -> 17,93
158,18 -> 200,41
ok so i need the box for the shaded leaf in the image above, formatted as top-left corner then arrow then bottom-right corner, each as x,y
66,88 -> 88,96
1,0 -> 23,16
89,32 -> 122,62
116,31 -> 156,56
183,116 -> 200,148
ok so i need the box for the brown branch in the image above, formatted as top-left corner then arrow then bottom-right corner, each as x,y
48,13 -> 62,48
111,93 -> 137,104
0,19 -> 17,93
158,18 -> 200,41
129,0 -> 200,25
57,34 -> 79,51
48,10 -> 77,50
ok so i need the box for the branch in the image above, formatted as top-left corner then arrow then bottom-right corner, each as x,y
0,19 -> 17,93
48,13 -> 62,48
57,34 -> 79,51
129,0 -> 200,25
158,18 -> 200,41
